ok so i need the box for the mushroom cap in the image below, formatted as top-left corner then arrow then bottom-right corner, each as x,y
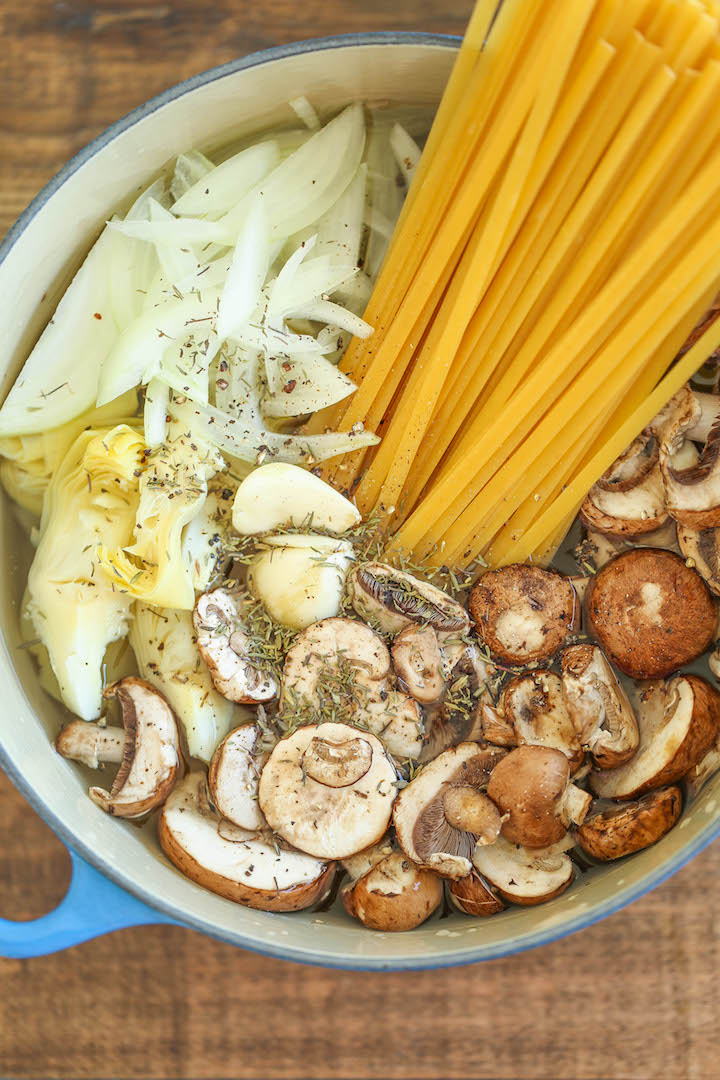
348,562 -> 470,637
258,723 -> 397,859
580,434 -> 669,538
585,549 -> 716,678
561,645 -> 639,769
159,772 -> 333,912
341,852 -> 443,932
486,745 -> 589,848
282,616 -> 390,710
472,836 -> 574,906
207,723 -> 268,831
494,671 -> 584,771
576,787 -> 682,861
88,677 -> 181,818
391,624 -> 446,704
393,742 -> 506,879
449,871 -> 505,917
469,565 -> 579,665
677,524 -> 720,596
420,643 -> 494,761
591,675 -> 720,799
193,589 -> 278,704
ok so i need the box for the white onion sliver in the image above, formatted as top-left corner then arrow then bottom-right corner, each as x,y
216,197 -> 270,343
144,379 -> 170,447
148,199 -> 198,285
315,163 -> 367,267
390,122 -> 422,185
108,217 -> 226,248
171,141 -> 280,220
170,150 -> 214,203
262,352 -> 357,418
289,95 -> 321,131
287,299 -> 373,339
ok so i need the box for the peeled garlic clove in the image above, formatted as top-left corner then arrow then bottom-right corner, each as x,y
232,463 -> 360,535
248,534 -> 354,630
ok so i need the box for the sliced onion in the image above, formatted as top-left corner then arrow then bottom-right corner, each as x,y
148,198 -> 199,284
286,299 -> 373,339
171,141 -> 280,220
315,163 -> 367,266
262,352 -> 357,418
170,150 -> 215,203
216,197 -> 270,342
390,122 -> 421,186
290,96 -> 321,131
144,379 -> 170,447
108,217 -> 227,248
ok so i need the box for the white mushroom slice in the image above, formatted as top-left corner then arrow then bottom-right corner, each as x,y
159,772 -> 333,911
656,388 -> 720,529
258,723 -> 397,859
282,616 -> 390,708
685,390 -> 720,444
591,676 -> 720,799
341,852 -> 443,932
393,742 -> 507,879
677,524 -> 720,596
348,562 -> 470,637
193,589 -> 278,703
55,721 -> 126,770
363,695 -> 424,760
482,671 -> 584,771
341,836 -> 395,881
248,534 -> 354,630
391,624 -> 446,704
580,434 -> 669,537
78,677 -> 181,818
561,645 -> 639,769
487,746 -> 590,848
207,724 -> 269,830
232,462 -> 361,535
472,836 -> 574,906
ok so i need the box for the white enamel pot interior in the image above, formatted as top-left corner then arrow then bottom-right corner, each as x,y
2,33 -> 720,970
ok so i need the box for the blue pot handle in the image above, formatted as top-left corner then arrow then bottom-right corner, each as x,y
0,848 -> 179,957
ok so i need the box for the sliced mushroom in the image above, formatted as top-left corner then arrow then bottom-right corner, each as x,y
159,771 -> 334,911
561,645 -> 639,769
55,677 -> 181,818
585,549 -> 716,678
591,675 -> 720,799
232,462 -> 361,535
472,836 -> 574,906
576,787 -> 682,861
393,742 -> 507,879
486,745 -> 591,848
686,732 -> 720,797
580,433 -> 669,537
280,617 -> 423,759
448,871 -> 505,917
677,524 -> 720,596
258,722 -> 397,859
348,562 -> 470,638
193,588 -> 278,704
207,724 -> 269,831
248,534 -> 354,630
584,522 -> 681,570
391,624 -> 446,704
481,671 -> 584,771
469,565 -> 579,665
342,852 -> 443,932
420,644 -> 495,762
655,387 -> 720,529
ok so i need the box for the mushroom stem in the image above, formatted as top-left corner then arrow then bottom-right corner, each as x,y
559,783 -> 592,828
55,721 -> 126,769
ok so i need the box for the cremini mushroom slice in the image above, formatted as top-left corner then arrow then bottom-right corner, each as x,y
207,723 -> 269,831
248,534 -> 354,630
472,836 -> 574,906
231,462 -> 361,535
481,671 -> 584,771
258,722 -> 397,859
342,851 -> 443,932
448,870 -> 505,917
576,787 -> 682,861
486,745 -> 591,848
159,771 -> 334,911
561,645 -> 639,769
591,675 -> 720,799
585,549 -> 716,678
686,731 -> 720,797
420,644 -> 495,762
584,523 -> 681,570
469,565 -> 579,665
393,742 -> 506,879
348,562 -> 470,638
193,588 -> 278,704
654,387 -> 720,529
280,616 -> 423,759
677,524 -> 720,596
580,433 -> 669,537
391,624 -> 446,704
58,678 -> 182,818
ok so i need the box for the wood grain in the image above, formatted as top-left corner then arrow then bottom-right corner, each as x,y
2,2 -> 720,1079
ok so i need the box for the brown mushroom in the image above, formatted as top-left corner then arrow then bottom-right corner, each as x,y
193,588 -> 278,704
686,732 -> 720,797
656,388 -> 720,529
207,724 -> 269,831
159,771 -> 334,911
576,787 -> 682,861
580,433 -> 669,537
391,624 -> 446,704
585,548 -> 716,678
676,524 -> 720,596
342,852 -> 443,932
348,562 -> 470,637
472,836 -> 574,906
591,675 -> 720,799
56,677 -> 182,818
420,644 -> 495,762
448,871 -> 505,917
561,645 -> 639,769
486,745 -> 591,848
258,723 -> 397,859
469,565 -> 579,665
393,742 -> 507,878
584,523 -> 681,570
481,671 -> 584,771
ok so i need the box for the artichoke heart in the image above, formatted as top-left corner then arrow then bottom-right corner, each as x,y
26,424 -> 145,720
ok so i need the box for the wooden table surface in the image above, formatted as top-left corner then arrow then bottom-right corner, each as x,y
2,2 -> 720,1078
